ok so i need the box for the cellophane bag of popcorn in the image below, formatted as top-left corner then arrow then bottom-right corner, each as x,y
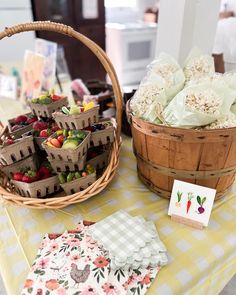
130,53 -> 185,123
146,53 -> 185,102
130,79 -> 166,124
162,81 -> 236,127
183,48 -> 215,83
204,112 -> 236,129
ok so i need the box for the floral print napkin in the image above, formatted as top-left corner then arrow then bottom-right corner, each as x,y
21,221 -> 160,295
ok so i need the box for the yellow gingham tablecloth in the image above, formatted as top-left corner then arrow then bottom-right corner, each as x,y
0,100 -> 236,295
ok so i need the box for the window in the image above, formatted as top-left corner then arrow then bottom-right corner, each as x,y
104,0 -> 137,8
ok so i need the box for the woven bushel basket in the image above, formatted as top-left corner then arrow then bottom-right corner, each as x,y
0,21 -> 122,209
127,101 -> 236,201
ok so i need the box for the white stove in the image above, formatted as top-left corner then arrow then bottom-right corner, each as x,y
106,22 -> 157,86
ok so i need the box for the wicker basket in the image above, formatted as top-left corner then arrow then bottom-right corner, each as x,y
11,176 -> 60,198
0,155 -> 37,178
28,96 -> 68,118
90,125 -> 115,147
49,154 -> 86,173
60,172 -> 96,195
43,131 -> 90,163
0,22 -> 122,209
52,106 -> 99,129
0,135 -> 35,166
8,112 -> 36,139
127,101 -> 236,200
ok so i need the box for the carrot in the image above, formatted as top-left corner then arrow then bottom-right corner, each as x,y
186,192 -> 194,214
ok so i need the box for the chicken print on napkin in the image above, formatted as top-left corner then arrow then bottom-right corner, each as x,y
21,222 -> 159,295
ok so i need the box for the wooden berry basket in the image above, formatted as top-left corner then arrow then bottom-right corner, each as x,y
48,154 -> 86,173
60,172 -> 96,195
0,155 -> 37,178
11,176 -> 60,198
42,131 -> 90,163
28,96 -> 68,118
0,22 -> 122,208
90,125 -> 115,147
87,150 -> 109,170
8,112 -> 35,139
52,106 -> 99,129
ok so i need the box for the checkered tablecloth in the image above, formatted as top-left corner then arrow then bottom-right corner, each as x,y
0,100 -> 236,295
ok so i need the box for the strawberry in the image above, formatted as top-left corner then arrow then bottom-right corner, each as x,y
13,172 -> 24,181
15,115 -> 28,124
38,166 -> 51,179
24,170 -> 39,182
22,175 -> 32,183
51,126 -> 60,132
52,94 -> 62,101
27,116 -> 37,124
32,121 -> 48,131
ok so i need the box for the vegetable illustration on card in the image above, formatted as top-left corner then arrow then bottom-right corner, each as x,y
175,191 -> 182,207
197,196 -> 206,214
186,192 -> 194,214
168,180 -> 216,227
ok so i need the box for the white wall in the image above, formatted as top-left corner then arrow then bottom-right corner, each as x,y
156,0 -> 221,65
0,0 -> 35,64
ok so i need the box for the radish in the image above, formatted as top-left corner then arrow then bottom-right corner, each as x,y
197,196 -> 206,214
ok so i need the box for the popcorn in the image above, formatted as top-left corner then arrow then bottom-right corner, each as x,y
184,55 -> 214,82
151,63 -> 179,88
130,49 -> 236,129
205,113 -> 236,129
130,84 -> 164,117
185,89 -> 222,115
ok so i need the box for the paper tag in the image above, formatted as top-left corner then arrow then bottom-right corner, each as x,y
0,74 -> 17,99
168,180 -> 216,227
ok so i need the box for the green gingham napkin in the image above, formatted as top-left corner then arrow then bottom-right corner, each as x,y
89,210 -> 168,270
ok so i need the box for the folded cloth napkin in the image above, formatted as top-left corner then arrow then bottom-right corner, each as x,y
89,210 -> 168,270
21,220 -> 160,295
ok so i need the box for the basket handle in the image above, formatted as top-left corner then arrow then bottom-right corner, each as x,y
0,21 -> 123,137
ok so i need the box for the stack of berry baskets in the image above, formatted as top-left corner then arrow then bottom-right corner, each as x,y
0,91 -> 72,198
0,125 -> 60,198
43,101 -> 114,194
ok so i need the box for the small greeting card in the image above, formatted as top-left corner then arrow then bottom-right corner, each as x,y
20,50 -> 45,104
0,74 -> 17,99
35,38 -> 57,91
168,180 -> 216,228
